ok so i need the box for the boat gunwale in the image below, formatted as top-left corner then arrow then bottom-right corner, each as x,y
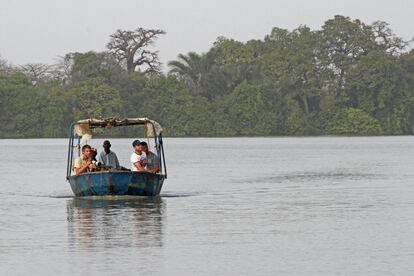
67,170 -> 165,180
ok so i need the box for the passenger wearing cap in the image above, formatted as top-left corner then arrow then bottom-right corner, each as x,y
97,140 -> 120,170
130,139 -> 146,172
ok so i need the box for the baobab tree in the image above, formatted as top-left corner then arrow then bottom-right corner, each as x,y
107,27 -> 165,73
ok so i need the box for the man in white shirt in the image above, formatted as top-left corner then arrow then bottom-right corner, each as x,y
130,139 -> 146,172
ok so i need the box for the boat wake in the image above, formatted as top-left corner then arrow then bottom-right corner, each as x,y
236,169 -> 384,184
159,191 -> 199,198
0,191 -> 199,199
0,191 -> 74,199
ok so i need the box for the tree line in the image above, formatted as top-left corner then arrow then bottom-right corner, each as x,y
1,15 -> 413,138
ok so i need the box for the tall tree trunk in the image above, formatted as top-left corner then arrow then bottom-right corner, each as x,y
301,94 -> 311,131
126,56 -> 134,73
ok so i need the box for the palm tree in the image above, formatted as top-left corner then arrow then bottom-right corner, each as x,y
168,52 -> 214,96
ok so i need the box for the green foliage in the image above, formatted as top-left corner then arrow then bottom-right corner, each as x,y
327,108 -> 383,135
66,78 -> 122,120
66,52 -> 124,85
219,83 -> 275,136
139,76 -> 216,136
0,72 -> 34,137
0,16 -> 413,137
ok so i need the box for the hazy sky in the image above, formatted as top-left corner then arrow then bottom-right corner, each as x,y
0,0 -> 413,69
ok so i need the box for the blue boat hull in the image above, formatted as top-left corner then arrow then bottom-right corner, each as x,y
67,171 -> 165,197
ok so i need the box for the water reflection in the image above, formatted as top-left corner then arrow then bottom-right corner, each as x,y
67,196 -> 165,251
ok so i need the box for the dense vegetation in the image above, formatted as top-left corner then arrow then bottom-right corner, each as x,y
1,15 -> 413,137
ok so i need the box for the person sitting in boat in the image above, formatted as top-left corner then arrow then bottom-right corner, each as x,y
97,140 -> 120,170
130,139 -> 146,172
73,145 -> 97,175
139,141 -> 160,173
90,147 -> 98,163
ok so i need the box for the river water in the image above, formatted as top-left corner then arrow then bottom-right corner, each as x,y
0,137 -> 413,275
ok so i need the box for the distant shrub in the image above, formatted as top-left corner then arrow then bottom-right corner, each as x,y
328,108 -> 383,135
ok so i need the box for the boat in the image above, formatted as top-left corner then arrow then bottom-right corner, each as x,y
66,117 -> 167,197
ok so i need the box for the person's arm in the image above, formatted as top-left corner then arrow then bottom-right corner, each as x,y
75,160 -> 92,175
131,153 -> 145,172
115,154 -> 120,169
147,161 -> 160,173
133,161 -> 145,172
146,154 -> 160,173
153,163 -> 160,173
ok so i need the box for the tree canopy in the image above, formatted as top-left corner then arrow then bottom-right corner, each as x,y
0,15 -> 413,138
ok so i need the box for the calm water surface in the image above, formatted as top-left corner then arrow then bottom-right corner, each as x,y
0,137 -> 413,275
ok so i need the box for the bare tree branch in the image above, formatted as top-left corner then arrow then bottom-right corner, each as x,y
372,21 -> 411,55
48,55 -> 74,85
20,63 -> 52,84
107,27 -> 165,73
